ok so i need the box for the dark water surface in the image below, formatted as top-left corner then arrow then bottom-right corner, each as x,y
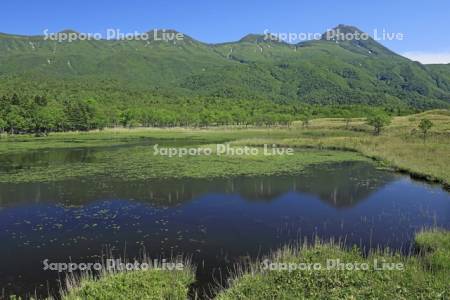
0,150 -> 449,298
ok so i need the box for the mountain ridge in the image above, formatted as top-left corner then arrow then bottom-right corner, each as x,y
0,25 -> 449,110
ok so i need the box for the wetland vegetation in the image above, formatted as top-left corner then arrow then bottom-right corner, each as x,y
0,109 -> 448,186
1,110 -> 449,299
56,229 -> 449,300
1,9 -> 450,299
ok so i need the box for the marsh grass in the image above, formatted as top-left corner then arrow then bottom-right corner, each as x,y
5,231 -> 449,299
233,109 -> 450,187
415,228 -> 450,271
5,255 -> 195,300
216,230 -> 450,300
0,110 -> 448,186
0,145 -> 367,183
61,255 -> 195,300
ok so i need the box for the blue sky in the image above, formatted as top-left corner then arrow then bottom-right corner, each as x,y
1,0 -> 449,63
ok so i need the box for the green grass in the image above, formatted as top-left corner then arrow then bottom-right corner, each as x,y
0,110 -> 449,185
233,110 -> 450,186
216,230 -> 450,300
0,127 -> 302,154
415,228 -> 450,271
0,145 -> 367,183
49,230 -> 450,300
63,268 -> 194,300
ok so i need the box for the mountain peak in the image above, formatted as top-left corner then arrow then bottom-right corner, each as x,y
239,34 -> 265,43
335,24 -> 364,33
321,24 -> 365,41
319,24 -> 397,57
58,29 -> 80,35
239,33 -> 285,44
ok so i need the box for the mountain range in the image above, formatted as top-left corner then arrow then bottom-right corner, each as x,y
1,24 -> 449,110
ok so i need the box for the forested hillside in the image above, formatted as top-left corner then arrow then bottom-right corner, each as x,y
0,25 -> 449,134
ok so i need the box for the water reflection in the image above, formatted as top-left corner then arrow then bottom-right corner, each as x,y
0,161 -> 395,208
0,161 -> 448,298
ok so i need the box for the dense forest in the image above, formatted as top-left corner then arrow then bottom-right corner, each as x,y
1,25 -> 449,134
0,90 -> 412,135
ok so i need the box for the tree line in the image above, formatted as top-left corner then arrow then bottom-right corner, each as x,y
0,93 -> 414,135
0,94 -> 105,135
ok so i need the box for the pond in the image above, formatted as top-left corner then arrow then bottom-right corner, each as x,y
0,150 -> 449,298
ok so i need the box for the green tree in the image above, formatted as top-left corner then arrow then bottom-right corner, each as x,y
34,95 -> 48,106
0,117 -> 6,133
300,112 -> 312,128
199,110 -> 214,127
65,98 -> 104,131
33,104 -> 65,135
277,114 -> 293,128
6,108 -> 28,134
418,118 -> 433,142
366,113 -> 392,135
120,109 -> 138,128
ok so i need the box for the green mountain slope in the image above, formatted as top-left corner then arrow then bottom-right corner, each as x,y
0,25 -> 449,110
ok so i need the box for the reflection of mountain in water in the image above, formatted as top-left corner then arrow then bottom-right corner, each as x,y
0,161 -> 397,209
214,161 -> 396,208
293,161 -> 397,207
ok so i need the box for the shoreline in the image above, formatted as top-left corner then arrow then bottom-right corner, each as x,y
0,110 -> 448,190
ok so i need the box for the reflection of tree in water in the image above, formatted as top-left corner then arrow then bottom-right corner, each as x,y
0,148 -> 97,172
0,161 -> 397,209
0,139 -> 194,173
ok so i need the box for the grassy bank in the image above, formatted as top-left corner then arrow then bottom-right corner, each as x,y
217,229 -> 450,300
233,110 -> 450,187
0,110 -> 448,185
62,267 -> 195,300
0,127 -> 302,154
33,229 -> 448,300
415,228 -> 450,271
